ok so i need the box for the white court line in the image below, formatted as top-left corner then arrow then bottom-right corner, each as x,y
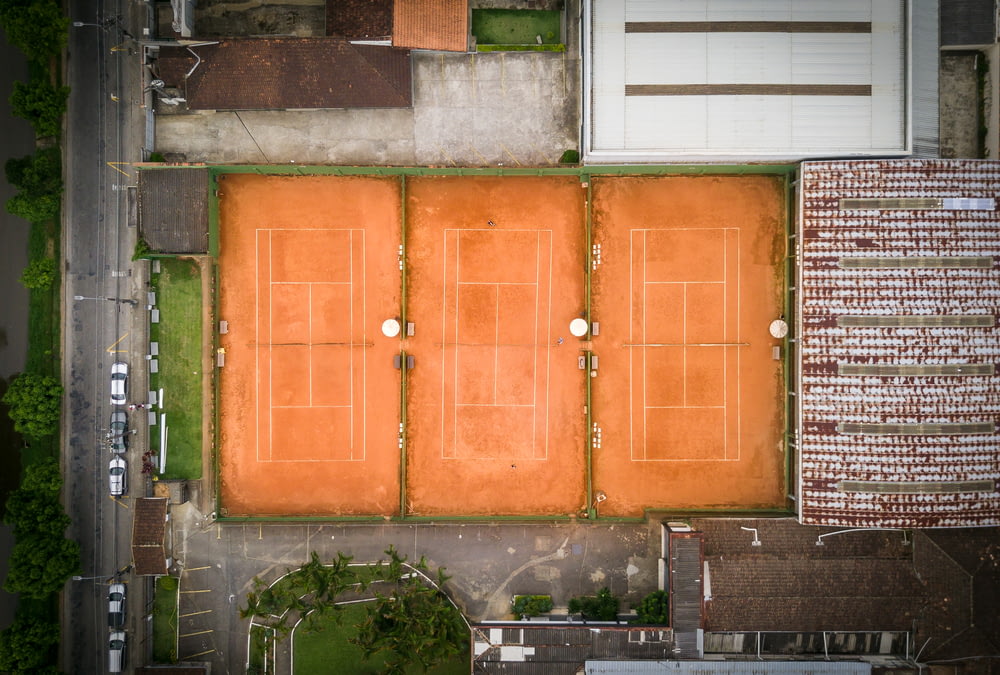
458,281 -> 536,286
532,232 -> 539,447
544,230 -> 553,458
647,405 -> 725,409
440,231 -> 448,458
255,230 -> 260,463
494,283 -> 500,405
453,234 -> 461,454
308,283 -> 313,407
642,229 -> 647,461
273,405 -> 353,409
458,403 -> 536,407
361,229 -> 367,462
271,281 -> 352,285
736,229 -> 742,460
724,227 -> 728,459
682,282 -> 687,407
628,230 -> 634,461
349,230 -> 354,449
645,280 -> 725,285
268,230 -> 274,462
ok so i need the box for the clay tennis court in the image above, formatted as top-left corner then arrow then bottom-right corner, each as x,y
216,175 -> 402,515
404,176 -> 588,516
213,172 -> 786,518
590,176 -> 787,516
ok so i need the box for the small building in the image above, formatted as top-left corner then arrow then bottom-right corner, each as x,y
132,497 -> 171,576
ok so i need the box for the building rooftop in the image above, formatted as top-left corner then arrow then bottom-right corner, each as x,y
392,0 -> 469,52
131,498 -> 169,576
155,38 -> 412,110
795,159 -> 1000,529
326,0 -> 393,39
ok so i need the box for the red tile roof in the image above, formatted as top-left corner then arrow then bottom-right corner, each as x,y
796,159 -> 1000,528
392,0 -> 468,52
132,498 -> 169,576
156,38 -> 411,110
326,0 -> 393,39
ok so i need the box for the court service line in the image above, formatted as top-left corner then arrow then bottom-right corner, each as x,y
454,234 -> 461,458
457,403 -> 536,407
682,282 -> 687,407
269,230 -> 274,462
532,231 -> 539,450
494,283 -> 500,405
724,229 -> 728,459
439,232 -> 448,459
349,230 -> 354,450
255,230 -> 259,463
308,282 -> 313,407
458,281 -> 536,286
643,230 -> 647,461
545,230 -> 553,458
628,230 -> 634,461
361,229 -> 368,462
736,229 -> 742,460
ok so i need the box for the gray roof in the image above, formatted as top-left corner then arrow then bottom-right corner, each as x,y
585,661 -> 871,674
940,0 -> 997,46
138,168 -> 209,254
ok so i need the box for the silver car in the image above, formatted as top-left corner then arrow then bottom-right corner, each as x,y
109,457 -> 127,497
110,362 -> 128,406
109,411 -> 128,454
108,583 -> 126,628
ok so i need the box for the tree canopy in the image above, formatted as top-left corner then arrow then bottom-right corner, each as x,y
632,589 -> 669,625
1,373 -> 62,438
9,78 -> 69,138
0,610 -> 61,673
568,587 -> 620,621
19,258 -> 57,290
3,534 -> 80,598
0,0 -> 69,62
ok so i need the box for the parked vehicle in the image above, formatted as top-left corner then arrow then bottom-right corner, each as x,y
108,631 -> 126,672
109,457 -> 127,496
109,411 -> 128,453
110,362 -> 128,406
108,583 -> 126,628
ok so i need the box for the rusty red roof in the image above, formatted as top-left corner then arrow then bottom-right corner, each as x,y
132,498 -> 169,576
796,159 -> 1000,528
155,38 -> 411,110
392,0 -> 469,52
326,0 -> 393,39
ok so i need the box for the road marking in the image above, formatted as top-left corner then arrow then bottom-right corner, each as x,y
180,609 -> 214,618
182,649 -> 216,659
106,333 -> 129,353
107,161 -> 132,178
111,496 -> 129,508
179,629 -> 214,638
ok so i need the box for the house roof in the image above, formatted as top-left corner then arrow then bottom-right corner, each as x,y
138,167 -> 209,254
796,159 -> 1000,528
132,498 -> 169,576
155,38 -> 411,110
326,0 -> 393,39
940,0 -> 996,46
392,0 -> 468,52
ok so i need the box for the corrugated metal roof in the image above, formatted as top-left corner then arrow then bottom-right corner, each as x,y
796,159 -> 1000,528
586,0 -> 908,161
911,0 -> 940,157
586,661 -> 872,674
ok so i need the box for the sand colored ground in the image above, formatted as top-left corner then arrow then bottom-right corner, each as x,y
217,175 -> 402,515
404,176 -> 588,516
590,176 -> 787,517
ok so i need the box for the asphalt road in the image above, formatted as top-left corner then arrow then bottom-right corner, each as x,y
62,0 -> 147,670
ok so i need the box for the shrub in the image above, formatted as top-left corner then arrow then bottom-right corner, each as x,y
133,237 -> 153,260
568,587 -> 619,621
1,373 -> 62,438
19,258 -> 57,289
512,595 -> 552,619
632,590 -> 669,625
559,149 -> 579,164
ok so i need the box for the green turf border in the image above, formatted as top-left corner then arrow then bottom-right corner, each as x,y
152,163 -> 801,523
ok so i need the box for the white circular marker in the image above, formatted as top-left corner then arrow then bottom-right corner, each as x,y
382,319 -> 401,338
569,318 -> 589,337
769,319 -> 788,339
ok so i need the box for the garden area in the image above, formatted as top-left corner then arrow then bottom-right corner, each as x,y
472,9 -> 564,51
243,548 -> 470,675
152,576 -> 179,663
147,257 -> 203,480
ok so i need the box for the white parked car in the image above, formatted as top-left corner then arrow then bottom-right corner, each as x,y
108,630 -> 127,672
110,362 -> 128,406
109,411 -> 128,453
108,583 -> 126,628
109,457 -> 127,497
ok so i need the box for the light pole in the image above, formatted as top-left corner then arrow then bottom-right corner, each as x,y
74,294 -> 137,306
72,574 -> 111,582
740,526 -> 762,547
815,527 -> 910,546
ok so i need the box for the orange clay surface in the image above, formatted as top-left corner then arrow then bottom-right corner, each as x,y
217,175 -> 401,515
590,176 -> 787,517
404,176 -> 587,516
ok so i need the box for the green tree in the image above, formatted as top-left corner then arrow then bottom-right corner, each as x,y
5,191 -> 60,224
352,551 -> 466,674
19,258 -> 57,289
1,373 -> 62,438
9,78 -> 68,138
4,534 -> 80,598
0,0 -> 69,62
632,589 -> 669,624
5,491 -> 69,539
5,148 -> 62,197
568,587 -> 620,621
0,610 -> 60,673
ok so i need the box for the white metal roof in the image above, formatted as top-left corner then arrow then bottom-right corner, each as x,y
584,0 -> 910,162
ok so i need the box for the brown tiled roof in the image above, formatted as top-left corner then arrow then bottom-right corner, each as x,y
797,159 -> 1000,528
132,498 -> 168,576
138,168 -> 209,254
326,0 -> 392,39
155,38 -> 411,110
393,0 -> 468,52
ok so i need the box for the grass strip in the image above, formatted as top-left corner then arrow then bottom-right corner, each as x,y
149,258 -> 203,479
152,576 -> 179,663
472,9 -> 561,45
293,603 -> 468,675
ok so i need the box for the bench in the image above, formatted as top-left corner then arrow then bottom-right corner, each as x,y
220,320 -> 229,334
150,341 -> 159,356
149,359 -> 159,373
148,391 -> 157,405
407,322 -> 415,337
147,291 -> 156,306
151,308 -> 160,323
591,321 -> 600,336
772,346 -> 782,361
217,348 -> 226,367
148,411 -> 157,425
